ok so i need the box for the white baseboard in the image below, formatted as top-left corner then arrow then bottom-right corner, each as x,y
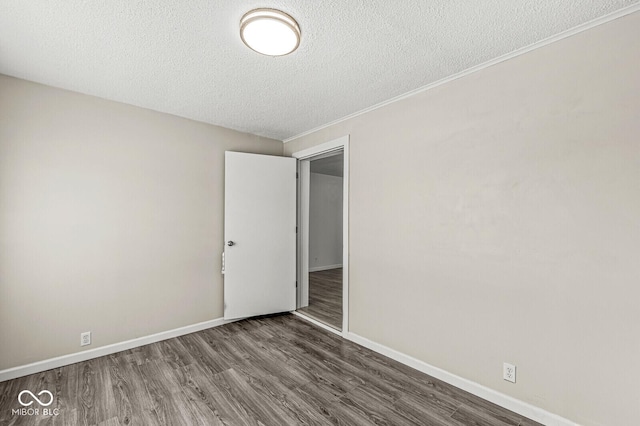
345,332 -> 579,426
0,317 -> 236,382
308,264 -> 343,272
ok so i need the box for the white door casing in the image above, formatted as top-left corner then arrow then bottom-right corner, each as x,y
223,152 -> 297,320
297,159 -> 310,309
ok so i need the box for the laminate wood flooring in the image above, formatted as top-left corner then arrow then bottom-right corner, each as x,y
297,268 -> 342,330
0,314 -> 542,426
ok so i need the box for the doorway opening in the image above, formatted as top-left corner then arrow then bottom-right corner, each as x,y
298,153 -> 343,329
293,136 -> 349,335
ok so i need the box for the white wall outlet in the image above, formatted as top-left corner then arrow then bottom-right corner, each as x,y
503,362 -> 516,383
80,331 -> 91,347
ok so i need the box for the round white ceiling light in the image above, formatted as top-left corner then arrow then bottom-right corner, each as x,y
240,9 -> 300,56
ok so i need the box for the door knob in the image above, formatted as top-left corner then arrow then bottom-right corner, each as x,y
227,241 -> 235,246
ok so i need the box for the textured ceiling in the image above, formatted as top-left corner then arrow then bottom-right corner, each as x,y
1,1 -> 638,141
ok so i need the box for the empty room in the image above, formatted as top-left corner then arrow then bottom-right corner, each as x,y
1,2 -> 639,426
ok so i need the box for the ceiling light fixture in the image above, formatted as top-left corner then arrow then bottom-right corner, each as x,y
240,8 -> 300,56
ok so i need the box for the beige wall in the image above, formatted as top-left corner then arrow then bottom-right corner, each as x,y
0,75 -> 282,370
309,172 -> 343,270
285,13 -> 640,426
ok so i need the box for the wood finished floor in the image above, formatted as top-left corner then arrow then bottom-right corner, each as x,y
0,314 -> 542,426
297,268 -> 343,330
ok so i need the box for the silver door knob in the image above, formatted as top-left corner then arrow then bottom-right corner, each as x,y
227,241 -> 235,246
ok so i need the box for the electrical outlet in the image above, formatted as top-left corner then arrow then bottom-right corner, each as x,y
80,331 -> 91,347
503,362 -> 516,383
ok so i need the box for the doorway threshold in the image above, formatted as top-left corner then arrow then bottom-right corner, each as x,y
292,311 -> 342,336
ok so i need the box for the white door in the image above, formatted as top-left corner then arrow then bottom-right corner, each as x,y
223,152 -> 297,320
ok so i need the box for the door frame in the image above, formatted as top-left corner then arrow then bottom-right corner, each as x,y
291,135 -> 349,335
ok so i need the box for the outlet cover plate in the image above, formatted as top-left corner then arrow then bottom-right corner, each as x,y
81,331 -> 91,347
503,362 -> 516,383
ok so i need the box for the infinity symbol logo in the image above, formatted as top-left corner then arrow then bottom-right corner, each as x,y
18,390 -> 54,407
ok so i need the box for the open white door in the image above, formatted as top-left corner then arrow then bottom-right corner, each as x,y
223,152 -> 297,320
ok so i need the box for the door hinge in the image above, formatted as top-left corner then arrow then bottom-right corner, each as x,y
296,226 -> 298,233
296,172 -> 299,178
296,281 -> 298,288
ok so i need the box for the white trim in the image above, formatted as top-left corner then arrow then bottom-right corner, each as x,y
345,331 -> 579,426
0,317 -> 236,383
292,311 -> 342,336
341,139 -> 349,334
297,159 -> 311,309
309,264 -> 343,272
291,135 -> 349,159
282,4 -> 640,144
